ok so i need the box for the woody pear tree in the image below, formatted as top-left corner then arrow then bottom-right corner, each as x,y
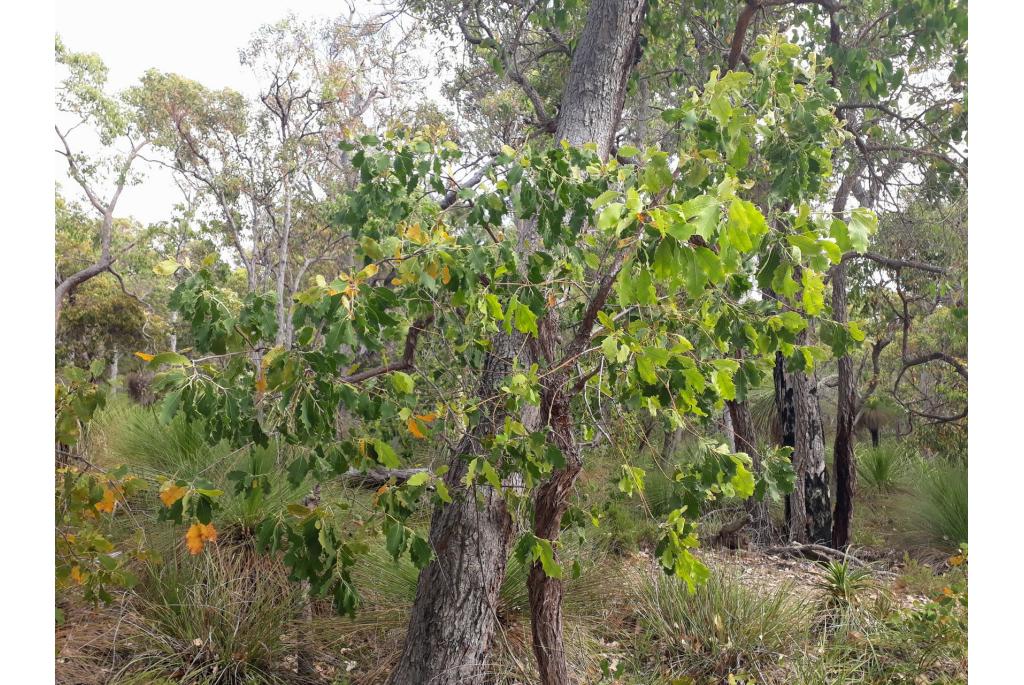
143,16 -> 873,685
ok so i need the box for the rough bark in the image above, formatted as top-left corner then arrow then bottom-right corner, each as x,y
525,3 -> 648,683
791,365 -> 832,544
728,399 -> 773,540
831,260 -> 856,549
387,334 -> 524,685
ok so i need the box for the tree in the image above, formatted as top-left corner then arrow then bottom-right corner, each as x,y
55,36 -> 150,328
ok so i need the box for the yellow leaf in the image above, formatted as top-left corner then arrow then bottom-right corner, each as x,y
406,417 -> 427,440
426,262 -> 440,280
405,222 -> 427,244
391,277 -> 404,286
159,483 -> 187,508
134,352 -> 155,362
360,263 -> 379,280
255,374 -> 267,394
94,488 -> 116,514
70,565 -> 86,585
441,265 -> 451,285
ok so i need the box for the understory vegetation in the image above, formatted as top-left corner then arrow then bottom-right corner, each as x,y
57,400 -> 966,684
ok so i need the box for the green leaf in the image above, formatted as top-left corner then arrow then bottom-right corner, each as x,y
847,208 -> 877,253
536,538 -> 563,579
513,301 -> 539,337
391,371 -> 415,395
410,535 -> 433,568
374,439 -> 400,468
802,270 -> 825,316
153,259 -> 179,276
149,352 -> 190,367
406,471 -> 429,487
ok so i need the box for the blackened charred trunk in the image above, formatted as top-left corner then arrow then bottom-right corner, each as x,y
831,261 -> 856,549
773,350 -> 797,527
775,347 -> 832,545
870,427 -> 880,447
388,335 -> 523,685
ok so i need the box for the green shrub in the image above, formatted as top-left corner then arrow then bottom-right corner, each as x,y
636,569 -> 808,680
903,459 -> 967,550
856,443 -> 910,493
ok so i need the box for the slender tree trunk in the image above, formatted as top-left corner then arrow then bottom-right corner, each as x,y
870,427 -> 880,447
792,366 -> 832,543
108,348 -> 119,392
831,261 -> 856,548
659,426 -> 684,470
722,405 -> 736,452
297,482 -> 321,679
525,2 -> 648,683
728,399 -> 773,540
388,334 -> 525,685
276,171 -> 293,348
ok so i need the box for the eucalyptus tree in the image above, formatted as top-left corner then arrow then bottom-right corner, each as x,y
134,11 -> 429,348
54,36 -> 151,329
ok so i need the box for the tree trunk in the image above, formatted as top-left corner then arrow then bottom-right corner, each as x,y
831,261 -> 856,548
775,347 -> 832,545
870,427 -> 880,447
388,334 -> 524,685
728,399 -> 773,541
108,348 -> 119,392
792,366 -> 832,544
659,426 -> 684,470
524,2 -> 648,683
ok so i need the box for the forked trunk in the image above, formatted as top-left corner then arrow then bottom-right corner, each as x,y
525,2 -> 648,683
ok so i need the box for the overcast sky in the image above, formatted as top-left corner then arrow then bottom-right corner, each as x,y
54,0 -> 436,224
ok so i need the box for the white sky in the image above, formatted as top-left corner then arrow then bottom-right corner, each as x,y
54,0 -> 441,224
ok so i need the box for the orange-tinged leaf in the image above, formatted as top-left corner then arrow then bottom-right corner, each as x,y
547,292 -> 557,307
441,265 -> 451,285
134,352 -> 155,362
406,417 -> 427,440
415,412 -> 437,424
159,483 -> 187,508
94,488 -> 116,514
255,374 -> 267,394
185,522 -> 218,555
70,565 -> 86,585
186,524 -> 205,554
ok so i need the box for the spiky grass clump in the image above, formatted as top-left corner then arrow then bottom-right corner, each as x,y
636,569 -> 808,681
96,404 -> 311,533
856,443 -> 910,493
903,459 -> 967,551
813,558 -> 877,615
117,543 -> 305,685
